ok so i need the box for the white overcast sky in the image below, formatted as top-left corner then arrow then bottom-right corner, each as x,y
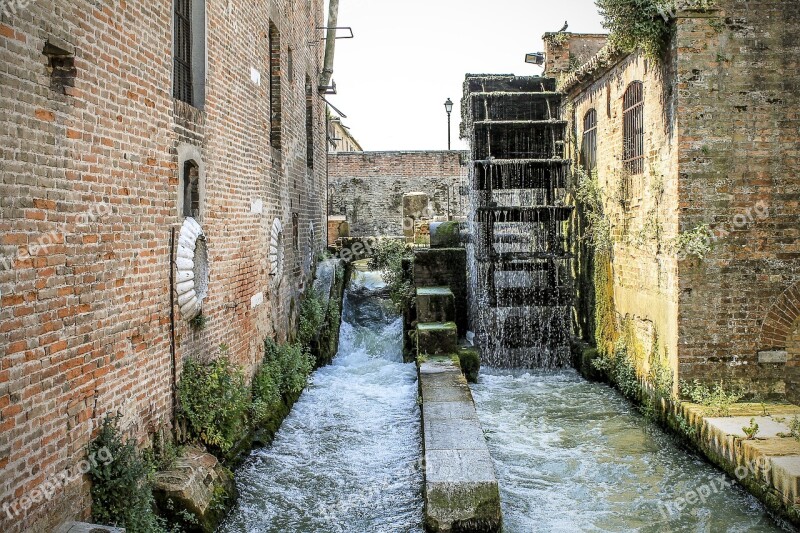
325,0 -> 606,151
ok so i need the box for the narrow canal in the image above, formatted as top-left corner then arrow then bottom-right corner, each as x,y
471,368 -> 791,532
219,268 -> 424,532
220,269 -> 792,533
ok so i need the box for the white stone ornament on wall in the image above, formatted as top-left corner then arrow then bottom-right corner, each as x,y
176,218 -> 209,321
269,218 -> 284,283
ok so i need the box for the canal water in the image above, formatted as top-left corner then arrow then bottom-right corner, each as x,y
220,268 -> 791,532
471,368 -> 791,532
219,269 -> 424,533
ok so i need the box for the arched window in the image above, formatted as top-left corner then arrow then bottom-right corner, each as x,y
581,109 -> 597,171
623,81 -> 644,175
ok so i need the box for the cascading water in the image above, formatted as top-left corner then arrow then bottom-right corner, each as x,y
464,74 -> 572,368
219,267 -> 423,533
471,369 -> 792,532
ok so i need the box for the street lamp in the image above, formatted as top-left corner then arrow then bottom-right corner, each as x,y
444,98 -> 454,150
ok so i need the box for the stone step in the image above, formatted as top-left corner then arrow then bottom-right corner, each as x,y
417,322 -> 458,356
417,287 -> 456,323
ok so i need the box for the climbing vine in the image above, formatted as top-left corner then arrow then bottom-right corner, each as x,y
596,0 -> 675,59
369,239 -> 414,310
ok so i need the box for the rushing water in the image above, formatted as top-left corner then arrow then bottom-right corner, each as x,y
471,368 -> 792,533
219,269 -> 423,533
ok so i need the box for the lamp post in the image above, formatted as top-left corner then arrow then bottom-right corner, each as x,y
444,98 -> 454,150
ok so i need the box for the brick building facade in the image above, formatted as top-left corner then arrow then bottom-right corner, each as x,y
551,0 -> 800,398
0,0 -> 329,530
328,150 -> 468,237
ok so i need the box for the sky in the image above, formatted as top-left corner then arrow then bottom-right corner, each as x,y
325,0 -> 607,151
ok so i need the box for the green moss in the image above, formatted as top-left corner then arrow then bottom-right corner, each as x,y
457,348 -> 481,383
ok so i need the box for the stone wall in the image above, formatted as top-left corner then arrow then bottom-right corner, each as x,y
674,1 -> 800,396
564,48 -> 681,389
328,151 -> 468,237
563,0 -> 800,398
0,0 -> 329,530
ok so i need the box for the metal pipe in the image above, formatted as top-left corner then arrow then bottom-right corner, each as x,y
319,0 -> 340,91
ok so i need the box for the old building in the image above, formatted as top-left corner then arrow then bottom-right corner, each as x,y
549,0 -> 800,398
328,150 -> 468,238
327,116 -> 362,153
0,0 -> 330,530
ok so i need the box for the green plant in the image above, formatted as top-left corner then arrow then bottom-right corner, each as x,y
368,239 -> 414,309
545,31 -> 569,46
177,349 -> 249,453
573,168 -> 613,253
189,313 -> 207,330
673,224 -> 713,259
596,0 -> 675,60
742,418 -> 759,440
297,286 -> 325,347
674,412 -> 697,438
777,416 -> 800,441
88,414 -> 166,533
680,379 -> 743,417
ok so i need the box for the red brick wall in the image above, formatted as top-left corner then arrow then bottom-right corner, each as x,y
0,1 -> 328,530
675,1 -> 800,395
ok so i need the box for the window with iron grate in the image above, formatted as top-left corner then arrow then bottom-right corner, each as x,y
173,0 -> 193,104
581,109 -> 597,172
622,81 -> 644,175
306,76 -> 314,169
269,22 -> 282,149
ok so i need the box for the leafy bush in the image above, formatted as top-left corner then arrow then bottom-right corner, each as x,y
368,239 -> 413,309
88,414 -> 166,533
297,286 -> 325,347
573,169 -> 613,253
673,224 -> 713,259
596,0 -> 674,59
680,379 -> 743,417
252,340 -> 313,426
742,418 -> 759,440
177,351 -> 249,453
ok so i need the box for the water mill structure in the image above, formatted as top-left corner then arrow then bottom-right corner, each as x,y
463,75 -> 573,368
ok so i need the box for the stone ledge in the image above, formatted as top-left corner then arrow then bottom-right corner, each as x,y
419,359 -> 501,532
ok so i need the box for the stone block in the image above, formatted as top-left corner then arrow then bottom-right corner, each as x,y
417,322 -> 458,356
153,446 -> 237,532
56,523 -> 125,533
759,350 -> 788,364
417,287 -> 456,323
430,221 -> 462,248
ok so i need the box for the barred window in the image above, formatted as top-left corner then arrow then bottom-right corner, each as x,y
269,22 -> 282,149
173,0 -> 193,104
581,109 -> 597,171
623,81 -> 644,175
306,76 -> 314,169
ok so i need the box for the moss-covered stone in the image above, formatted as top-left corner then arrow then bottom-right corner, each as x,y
430,221 -> 462,248
417,322 -> 459,356
153,446 -> 238,532
456,348 -> 480,383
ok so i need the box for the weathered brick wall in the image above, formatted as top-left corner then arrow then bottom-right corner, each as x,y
564,49 -> 681,385
675,1 -> 800,396
0,0 -> 328,530
328,151 -> 468,237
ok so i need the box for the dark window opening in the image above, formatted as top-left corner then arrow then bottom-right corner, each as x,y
269,22 -> 282,149
183,160 -> 200,217
43,42 -> 76,95
292,213 -> 300,251
581,109 -> 597,172
306,76 -> 314,169
287,48 -> 294,84
173,0 -> 193,104
623,81 -> 644,175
